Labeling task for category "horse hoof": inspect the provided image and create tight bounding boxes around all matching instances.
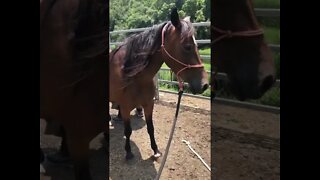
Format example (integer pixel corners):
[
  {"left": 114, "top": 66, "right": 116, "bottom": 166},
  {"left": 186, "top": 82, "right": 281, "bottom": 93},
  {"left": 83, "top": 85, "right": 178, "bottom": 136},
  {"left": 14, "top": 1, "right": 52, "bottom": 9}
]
[
  {"left": 125, "top": 153, "right": 134, "bottom": 160},
  {"left": 47, "top": 152, "right": 71, "bottom": 163},
  {"left": 154, "top": 151, "right": 162, "bottom": 158},
  {"left": 113, "top": 117, "right": 122, "bottom": 122},
  {"left": 40, "top": 164, "right": 46, "bottom": 174}
]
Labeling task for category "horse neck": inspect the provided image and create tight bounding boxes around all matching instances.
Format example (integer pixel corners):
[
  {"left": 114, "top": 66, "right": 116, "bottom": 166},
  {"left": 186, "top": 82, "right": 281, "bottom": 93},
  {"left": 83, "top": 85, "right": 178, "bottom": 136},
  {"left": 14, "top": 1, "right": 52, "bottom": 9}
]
[
  {"left": 213, "top": 0, "right": 260, "bottom": 31},
  {"left": 139, "top": 51, "right": 164, "bottom": 81}
]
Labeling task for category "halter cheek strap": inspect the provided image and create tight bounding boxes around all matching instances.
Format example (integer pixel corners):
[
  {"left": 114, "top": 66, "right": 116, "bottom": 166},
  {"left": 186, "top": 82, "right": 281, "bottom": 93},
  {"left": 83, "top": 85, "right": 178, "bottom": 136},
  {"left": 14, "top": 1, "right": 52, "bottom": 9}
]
[{"left": 161, "top": 23, "right": 204, "bottom": 91}]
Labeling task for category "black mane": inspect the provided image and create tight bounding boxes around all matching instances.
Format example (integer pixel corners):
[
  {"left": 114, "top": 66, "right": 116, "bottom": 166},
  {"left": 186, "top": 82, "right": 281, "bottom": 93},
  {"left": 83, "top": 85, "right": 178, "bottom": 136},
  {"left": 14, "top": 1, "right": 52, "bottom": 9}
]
[
  {"left": 74, "top": 0, "right": 108, "bottom": 59},
  {"left": 121, "top": 22, "right": 167, "bottom": 77},
  {"left": 115, "top": 19, "right": 195, "bottom": 78}
]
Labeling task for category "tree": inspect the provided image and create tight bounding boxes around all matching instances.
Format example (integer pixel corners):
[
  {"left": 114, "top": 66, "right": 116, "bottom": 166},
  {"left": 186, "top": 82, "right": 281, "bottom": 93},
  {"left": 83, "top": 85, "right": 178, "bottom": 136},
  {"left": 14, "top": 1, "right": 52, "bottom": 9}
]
[{"left": 110, "top": 0, "right": 210, "bottom": 40}]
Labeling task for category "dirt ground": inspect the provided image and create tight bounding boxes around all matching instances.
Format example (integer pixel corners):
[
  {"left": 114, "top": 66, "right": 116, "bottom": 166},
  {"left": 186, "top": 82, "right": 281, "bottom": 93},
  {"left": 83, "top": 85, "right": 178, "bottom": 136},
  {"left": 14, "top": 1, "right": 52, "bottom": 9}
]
[
  {"left": 40, "top": 91, "right": 279, "bottom": 180},
  {"left": 212, "top": 101, "right": 280, "bottom": 180}
]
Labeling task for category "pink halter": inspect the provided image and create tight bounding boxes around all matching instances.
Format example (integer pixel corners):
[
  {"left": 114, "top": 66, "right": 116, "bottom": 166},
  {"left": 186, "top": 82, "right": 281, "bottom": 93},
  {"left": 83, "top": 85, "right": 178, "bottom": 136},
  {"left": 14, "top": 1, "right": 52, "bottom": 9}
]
[
  {"left": 212, "top": 26, "right": 264, "bottom": 44},
  {"left": 160, "top": 23, "right": 204, "bottom": 91}
]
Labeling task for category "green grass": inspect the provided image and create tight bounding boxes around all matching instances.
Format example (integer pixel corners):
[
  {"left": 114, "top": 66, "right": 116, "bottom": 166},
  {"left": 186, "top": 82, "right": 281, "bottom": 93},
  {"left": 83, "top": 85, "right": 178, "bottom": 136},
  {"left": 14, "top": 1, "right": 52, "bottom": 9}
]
[
  {"left": 263, "top": 26, "right": 280, "bottom": 44},
  {"left": 248, "top": 87, "right": 280, "bottom": 107},
  {"left": 258, "top": 16, "right": 280, "bottom": 28},
  {"left": 159, "top": 84, "right": 211, "bottom": 97},
  {"left": 214, "top": 84, "right": 280, "bottom": 107},
  {"left": 199, "top": 48, "right": 211, "bottom": 55}
]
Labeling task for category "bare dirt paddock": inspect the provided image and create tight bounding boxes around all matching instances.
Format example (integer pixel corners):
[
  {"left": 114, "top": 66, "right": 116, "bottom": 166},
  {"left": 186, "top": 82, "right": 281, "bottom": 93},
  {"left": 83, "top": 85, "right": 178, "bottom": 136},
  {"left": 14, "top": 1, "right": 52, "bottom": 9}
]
[
  {"left": 40, "top": 91, "right": 279, "bottom": 180},
  {"left": 212, "top": 102, "right": 280, "bottom": 180}
]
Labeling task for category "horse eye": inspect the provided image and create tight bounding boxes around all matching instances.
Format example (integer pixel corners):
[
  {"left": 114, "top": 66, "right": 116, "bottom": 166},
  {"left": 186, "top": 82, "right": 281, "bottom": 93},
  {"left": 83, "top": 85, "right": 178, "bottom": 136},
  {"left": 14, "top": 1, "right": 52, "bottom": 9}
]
[{"left": 184, "top": 44, "right": 193, "bottom": 51}]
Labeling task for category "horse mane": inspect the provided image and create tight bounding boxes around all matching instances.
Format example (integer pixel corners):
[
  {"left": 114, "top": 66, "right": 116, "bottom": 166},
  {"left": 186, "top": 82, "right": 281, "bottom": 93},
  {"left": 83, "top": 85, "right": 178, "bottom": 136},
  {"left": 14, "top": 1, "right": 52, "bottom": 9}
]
[
  {"left": 121, "top": 22, "right": 167, "bottom": 78},
  {"left": 114, "top": 19, "right": 195, "bottom": 79},
  {"left": 74, "top": 0, "right": 108, "bottom": 60}
]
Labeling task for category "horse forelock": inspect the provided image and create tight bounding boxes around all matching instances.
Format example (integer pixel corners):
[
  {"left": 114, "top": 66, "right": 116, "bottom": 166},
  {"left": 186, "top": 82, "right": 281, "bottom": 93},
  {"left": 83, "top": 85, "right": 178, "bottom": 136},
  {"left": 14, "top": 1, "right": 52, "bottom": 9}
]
[{"left": 180, "top": 20, "right": 196, "bottom": 42}]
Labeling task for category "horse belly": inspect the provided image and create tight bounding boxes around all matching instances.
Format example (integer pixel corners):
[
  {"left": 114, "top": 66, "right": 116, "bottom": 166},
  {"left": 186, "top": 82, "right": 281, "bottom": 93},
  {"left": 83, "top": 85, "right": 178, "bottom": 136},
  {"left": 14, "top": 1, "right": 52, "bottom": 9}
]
[{"left": 123, "top": 82, "right": 155, "bottom": 107}]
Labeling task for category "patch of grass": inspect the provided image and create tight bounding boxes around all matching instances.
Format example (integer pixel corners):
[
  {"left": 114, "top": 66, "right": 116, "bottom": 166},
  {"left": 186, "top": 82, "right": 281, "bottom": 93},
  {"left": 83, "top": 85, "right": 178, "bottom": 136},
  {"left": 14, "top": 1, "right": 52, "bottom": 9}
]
[
  {"left": 258, "top": 17, "right": 280, "bottom": 28},
  {"left": 201, "top": 88, "right": 211, "bottom": 97},
  {"left": 260, "top": 87, "right": 280, "bottom": 107},
  {"left": 263, "top": 26, "right": 280, "bottom": 44},
  {"left": 203, "top": 63, "right": 211, "bottom": 71},
  {"left": 159, "top": 84, "right": 211, "bottom": 98},
  {"left": 159, "top": 70, "right": 173, "bottom": 81},
  {"left": 248, "top": 87, "right": 280, "bottom": 107},
  {"left": 199, "top": 48, "right": 211, "bottom": 55}
]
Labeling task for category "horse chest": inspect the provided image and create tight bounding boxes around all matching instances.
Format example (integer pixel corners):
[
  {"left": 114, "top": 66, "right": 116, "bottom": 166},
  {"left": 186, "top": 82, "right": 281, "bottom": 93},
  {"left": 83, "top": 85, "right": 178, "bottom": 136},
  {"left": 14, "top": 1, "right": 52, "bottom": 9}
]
[{"left": 124, "top": 82, "right": 155, "bottom": 103}]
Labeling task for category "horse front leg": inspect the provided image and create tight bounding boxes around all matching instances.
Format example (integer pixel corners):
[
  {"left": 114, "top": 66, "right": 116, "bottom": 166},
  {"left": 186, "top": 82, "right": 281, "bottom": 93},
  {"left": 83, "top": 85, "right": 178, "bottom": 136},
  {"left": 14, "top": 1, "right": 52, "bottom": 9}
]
[
  {"left": 117, "top": 106, "right": 122, "bottom": 119},
  {"left": 67, "top": 134, "right": 91, "bottom": 180},
  {"left": 40, "top": 148, "right": 46, "bottom": 173},
  {"left": 143, "top": 102, "right": 161, "bottom": 158},
  {"left": 40, "top": 148, "right": 44, "bottom": 163},
  {"left": 120, "top": 107, "right": 134, "bottom": 160},
  {"left": 46, "top": 126, "right": 71, "bottom": 163}
]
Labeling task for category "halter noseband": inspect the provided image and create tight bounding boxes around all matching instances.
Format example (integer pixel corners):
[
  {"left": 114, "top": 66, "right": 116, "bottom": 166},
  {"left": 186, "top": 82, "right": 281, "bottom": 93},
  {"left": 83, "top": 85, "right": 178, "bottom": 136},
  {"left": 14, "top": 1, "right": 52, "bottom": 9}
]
[
  {"left": 212, "top": 26, "right": 264, "bottom": 44},
  {"left": 211, "top": 26, "right": 264, "bottom": 98},
  {"left": 160, "top": 23, "right": 204, "bottom": 91}
]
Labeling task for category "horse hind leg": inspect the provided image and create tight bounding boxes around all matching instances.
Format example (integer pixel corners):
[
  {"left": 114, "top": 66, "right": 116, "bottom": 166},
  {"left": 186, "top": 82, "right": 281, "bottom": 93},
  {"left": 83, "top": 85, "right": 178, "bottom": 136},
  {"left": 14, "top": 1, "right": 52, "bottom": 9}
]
[
  {"left": 143, "top": 102, "right": 161, "bottom": 158},
  {"left": 120, "top": 107, "right": 134, "bottom": 160}
]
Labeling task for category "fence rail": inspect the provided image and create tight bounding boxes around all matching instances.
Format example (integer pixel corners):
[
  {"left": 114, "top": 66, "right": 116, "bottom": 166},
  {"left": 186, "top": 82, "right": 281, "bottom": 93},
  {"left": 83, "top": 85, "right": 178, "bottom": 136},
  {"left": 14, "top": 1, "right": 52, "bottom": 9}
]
[
  {"left": 159, "top": 68, "right": 280, "bottom": 87},
  {"left": 110, "top": 9, "right": 279, "bottom": 34},
  {"left": 255, "top": 8, "right": 280, "bottom": 17}
]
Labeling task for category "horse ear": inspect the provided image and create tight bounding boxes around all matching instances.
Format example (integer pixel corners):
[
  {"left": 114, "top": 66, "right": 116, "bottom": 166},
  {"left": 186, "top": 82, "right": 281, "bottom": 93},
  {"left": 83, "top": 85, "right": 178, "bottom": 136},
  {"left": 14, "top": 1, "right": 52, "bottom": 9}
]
[
  {"left": 183, "top": 16, "right": 191, "bottom": 22},
  {"left": 170, "top": 7, "right": 181, "bottom": 29}
]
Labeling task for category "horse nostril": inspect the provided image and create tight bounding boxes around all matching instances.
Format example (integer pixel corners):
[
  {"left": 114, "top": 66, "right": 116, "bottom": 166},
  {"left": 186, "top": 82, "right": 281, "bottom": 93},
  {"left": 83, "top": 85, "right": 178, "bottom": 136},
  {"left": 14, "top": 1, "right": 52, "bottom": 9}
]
[
  {"left": 260, "top": 75, "right": 275, "bottom": 93},
  {"left": 202, "top": 83, "right": 209, "bottom": 92}
]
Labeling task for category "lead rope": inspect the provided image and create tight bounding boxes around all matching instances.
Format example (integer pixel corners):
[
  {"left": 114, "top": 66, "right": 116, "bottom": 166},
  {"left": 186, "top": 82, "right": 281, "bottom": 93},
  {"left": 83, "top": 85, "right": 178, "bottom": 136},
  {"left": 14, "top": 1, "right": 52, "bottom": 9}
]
[
  {"left": 155, "top": 22, "right": 204, "bottom": 180},
  {"left": 154, "top": 90, "right": 183, "bottom": 180}
]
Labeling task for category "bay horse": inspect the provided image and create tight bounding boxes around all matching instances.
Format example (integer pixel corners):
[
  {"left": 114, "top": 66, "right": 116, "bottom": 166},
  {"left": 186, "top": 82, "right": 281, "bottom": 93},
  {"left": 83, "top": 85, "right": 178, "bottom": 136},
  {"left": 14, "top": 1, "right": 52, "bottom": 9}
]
[
  {"left": 109, "top": 8, "right": 209, "bottom": 159},
  {"left": 212, "top": 0, "right": 276, "bottom": 100},
  {"left": 40, "top": 0, "right": 108, "bottom": 179}
]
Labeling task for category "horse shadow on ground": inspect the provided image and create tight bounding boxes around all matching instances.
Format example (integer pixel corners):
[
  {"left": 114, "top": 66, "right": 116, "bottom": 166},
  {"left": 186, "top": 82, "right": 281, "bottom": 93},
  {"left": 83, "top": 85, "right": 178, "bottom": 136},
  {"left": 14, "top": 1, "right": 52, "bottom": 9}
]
[
  {"left": 40, "top": 119, "right": 107, "bottom": 180},
  {"left": 109, "top": 113, "right": 158, "bottom": 180}
]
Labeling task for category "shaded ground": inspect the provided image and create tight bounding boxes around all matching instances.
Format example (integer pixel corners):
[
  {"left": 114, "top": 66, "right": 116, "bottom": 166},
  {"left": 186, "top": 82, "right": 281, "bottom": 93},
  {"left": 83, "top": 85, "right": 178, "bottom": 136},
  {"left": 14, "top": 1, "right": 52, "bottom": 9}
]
[
  {"left": 109, "top": 99, "right": 211, "bottom": 180},
  {"left": 40, "top": 91, "right": 279, "bottom": 180},
  {"left": 158, "top": 92, "right": 279, "bottom": 180},
  {"left": 211, "top": 102, "right": 280, "bottom": 180},
  {"left": 40, "top": 118, "right": 107, "bottom": 180}
]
